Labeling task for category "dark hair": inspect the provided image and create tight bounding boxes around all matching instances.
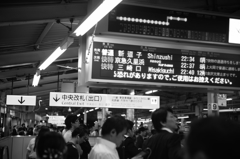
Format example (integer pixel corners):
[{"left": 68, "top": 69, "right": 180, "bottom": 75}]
[
  {"left": 34, "top": 126, "right": 50, "bottom": 151},
  {"left": 138, "top": 127, "right": 147, "bottom": 133},
  {"left": 186, "top": 117, "right": 240, "bottom": 159},
  {"left": 65, "top": 114, "right": 78, "bottom": 130},
  {"left": 36, "top": 132, "right": 67, "bottom": 159},
  {"left": 151, "top": 107, "right": 173, "bottom": 132},
  {"left": 126, "top": 120, "right": 134, "bottom": 130},
  {"left": 72, "top": 127, "right": 86, "bottom": 138},
  {"left": 101, "top": 115, "right": 127, "bottom": 136}
]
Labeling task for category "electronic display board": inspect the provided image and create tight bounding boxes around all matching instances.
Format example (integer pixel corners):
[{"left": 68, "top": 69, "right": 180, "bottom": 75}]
[
  {"left": 91, "top": 42, "right": 240, "bottom": 89},
  {"left": 107, "top": 4, "right": 239, "bottom": 44}
]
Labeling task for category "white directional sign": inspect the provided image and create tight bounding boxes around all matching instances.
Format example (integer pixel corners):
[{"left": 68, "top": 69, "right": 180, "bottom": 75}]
[
  {"left": 217, "top": 94, "right": 227, "bottom": 107},
  {"left": 208, "top": 103, "right": 219, "bottom": 111},
  {"left": 6, "top": 95, "right": 36, "bottom": 106},
  {"left": 49, "top": 92, "right": 160, "bottom": 109}
]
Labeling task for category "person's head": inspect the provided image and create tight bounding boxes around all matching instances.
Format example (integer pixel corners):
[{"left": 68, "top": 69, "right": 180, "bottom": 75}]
[
  {"left": 36, "top": 132, "right": 67, "bottom": 159},
  {"left": 72, "top": 127, "right": 86, "bottom": 144},
  {"left": 138, "top": 127, "right": 147, "bottom": 137},
  {"left": 65, "top": 114, "right": 80, "bottom": 130},
  {"left": 101, "top": 115, "right": 128, "bottom": 147},
  {"left": 185, "top": 117, "right": 240, "bottom": 159},
  {"left": 126, "top": 120, "right": 134, "bottom": 137},
  {"left": 34, "top": 125, "right": 42, "bottom": 135},
  {"left": 151, "top": 107, "right": 177, "bottom": 132},
  {"left": 34, "top": 126, "right": 50, "bottom": 151}
]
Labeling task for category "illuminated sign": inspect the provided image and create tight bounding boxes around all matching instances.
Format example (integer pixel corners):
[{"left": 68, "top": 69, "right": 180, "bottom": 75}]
[
  {"left": 91, "top": 42, "right": 240, "bottom": 89},
  {"left": 49, "top": 92, "right": 159, "bottom": 109},
  {"left": 229, "top": 18, "right": 240, "bottom": 44},
  {"left": 108, "top": 4, "right": 239, "bottom": 44},
  {"left": 48, "top": 116, "right": 65, "bottom": 127}
]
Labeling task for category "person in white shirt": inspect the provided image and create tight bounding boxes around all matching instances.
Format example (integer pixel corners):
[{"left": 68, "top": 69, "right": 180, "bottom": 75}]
[
  {"left": 89, "top": 115, "right": 128, "bottom": 159},
  {"left": 63, "top": 114, "right": 82, "bottom": 157},
  {"left": 63, "top": 114, "right": 80, "bottom": 143}
]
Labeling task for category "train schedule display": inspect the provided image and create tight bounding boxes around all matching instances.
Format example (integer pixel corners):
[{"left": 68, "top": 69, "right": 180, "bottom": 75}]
[{"left": 91, "top": 42, "right": 240, "bottom": 89}]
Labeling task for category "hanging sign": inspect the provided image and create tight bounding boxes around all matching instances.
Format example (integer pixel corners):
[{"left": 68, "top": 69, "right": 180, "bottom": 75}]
[
  {"left": 217, "top": 94, "right": 227, "bottom": 107},
  {"left": 6, "top": 95, "right": 36, "bottom": 106},
  {"left": 208, "top": 103, "right": 219, "bottom": 111},
  {"left": 49, "top": 92, "right": 160, "bottom": 109}
]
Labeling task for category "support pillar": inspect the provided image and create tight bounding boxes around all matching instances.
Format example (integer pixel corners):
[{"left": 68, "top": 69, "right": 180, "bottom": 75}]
[
  {"left": 77, "top": 35, "right": 89, "bottom": 125},
  {"left": 126, "top": 89, "right": 135, "bottom": 121},
  {"left": 207, "top": 90, "right": 219, "bottom": 116}
]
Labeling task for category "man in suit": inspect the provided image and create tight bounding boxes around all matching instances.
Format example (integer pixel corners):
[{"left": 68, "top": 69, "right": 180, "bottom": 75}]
[
  {"left": 135, "top": 127, "right": 147, "bottom": 150},
  {"left": 185, "top": 117, "right": 240, "bottom": 159},
  {"left": 117, "top": 120, "right": 141, "bottom": 159},
  {"left": 144, "top": 107, "right": 183, "bottom": 159}
]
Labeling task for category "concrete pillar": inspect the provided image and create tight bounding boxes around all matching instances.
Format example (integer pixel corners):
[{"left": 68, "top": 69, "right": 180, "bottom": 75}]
[
  {"left": 101, "top": 108, "right": 108, "bottom": 126},
  {"left": 207, "top": 90, "right": 219, "bottom": 116},
  {"left": 126, "top": 89, "right": 135, "bottom": 121},
  {"left": 77, "top": 35, "right": 89, "bottom": 125},
  {"left": 195, "top": 103, "right": 203, "bottom": 118}
]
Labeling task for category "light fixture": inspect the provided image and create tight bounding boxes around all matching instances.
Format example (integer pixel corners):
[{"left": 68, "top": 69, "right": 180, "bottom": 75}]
[
  {"left": 178, "top": 116, "right": 189, "bottom": 119},
  {"left": 68, "top": 107, "right": 72, "bottom": 112},
  {"left": 227, "top": 98, "right": 232, "bottom": 101},
  {"left": 95, "top": 107, "right": 99, "bottom": 110},
  {"left": 72, "top": 0, "right": 122, "bottom": 36},
  {"left": 77, "top": 114, "right": 80, "bottom": 117},
  {"left": 32, "top": 70, "right": 41, "bottom": 87},
  {"left": 89, "top": 109, "right": 94, "bottom": 112},
  {"left": 145, "top": 90, "right": 158, "bottom": 94},
  {"left": 38, "top": 37, "right": 74, "bottom": 70}
]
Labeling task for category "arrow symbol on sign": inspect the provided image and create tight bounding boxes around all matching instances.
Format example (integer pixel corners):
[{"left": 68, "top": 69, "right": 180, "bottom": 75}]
[
  {"left": 18, "top": 97, "right": 25, "bottom": 104},
  {"left": 53, "top": 94, "right": 60, "bottom": 102}
]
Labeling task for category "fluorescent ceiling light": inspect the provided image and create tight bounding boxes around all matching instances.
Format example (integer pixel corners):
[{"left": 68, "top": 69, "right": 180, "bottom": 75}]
[
  {"left": 77, "top": 114, "right": 80, "bottom": 117},
  {"left": 203, "top": 108, "right": 208, "bottom": 111},
  {"left": 95, "top": 107, "right": 99, "bottom": 110},
  {"left": 186, "top": 121, "right": 191, "bottom": 124},
  {"left": 178, "top": 116, "right": 189, "bottom": 119},
  {"left": 227, "top": 98, "right": 232, "bottom": 101},
  {"left": 38, "top": 37, "right": 74, "bottom": 70},
  {"left": 73, "top": 0, "right": 122, "bottom": 36},
  {"left": 145, "top": 90, "right": 158, "bottom": 94},
  {"left": 32, "top": 72, "right": 41, "bottom": 87},
  {"left": 121, "top": 114, "right": 126, "bottom": 116}
]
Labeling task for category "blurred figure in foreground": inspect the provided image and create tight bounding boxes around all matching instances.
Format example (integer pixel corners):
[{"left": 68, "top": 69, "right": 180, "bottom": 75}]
[
  {"left": 185, "top": 117, "right": 240, "bottom": 159},
  {"left": 36, "top": 132, "right": 67, "bottom": 159}
]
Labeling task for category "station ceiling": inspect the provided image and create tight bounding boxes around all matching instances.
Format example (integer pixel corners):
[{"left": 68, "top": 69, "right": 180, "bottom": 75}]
[{"left": 0, "top": 0, "right": 240, "bottom": 121}]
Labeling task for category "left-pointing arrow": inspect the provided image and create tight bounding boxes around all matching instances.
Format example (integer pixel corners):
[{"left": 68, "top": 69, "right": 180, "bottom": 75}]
[{"left": 18, "top": 97, "right": 25, "bottom": 104}]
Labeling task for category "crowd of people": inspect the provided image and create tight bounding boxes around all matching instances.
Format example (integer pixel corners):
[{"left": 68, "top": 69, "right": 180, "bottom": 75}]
[{"left": 4, "top": 106, "right": 240, "bottom": 159}]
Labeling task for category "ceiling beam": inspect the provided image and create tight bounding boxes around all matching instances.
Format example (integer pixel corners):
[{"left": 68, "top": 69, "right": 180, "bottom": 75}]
[
  {"left": 0, "top": 3, "right": 87, "bottom": 26},
  {"left": 35, "top": 22, "right": 55, "bottom": 49},
  {"left": 0, "top": 47, "right": 78, "bottom": 67}
]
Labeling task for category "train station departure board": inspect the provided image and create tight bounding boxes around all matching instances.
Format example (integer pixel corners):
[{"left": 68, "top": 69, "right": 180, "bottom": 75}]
[
  {"left": 91, "top": 42, "right": 240, "bottom": 89},
  {"left": 108, "top": 4, "right": 239, "bottom": 44}
]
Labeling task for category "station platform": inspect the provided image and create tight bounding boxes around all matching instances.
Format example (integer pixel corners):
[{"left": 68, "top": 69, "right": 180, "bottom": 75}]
[{"left": 0, "top": 136, "right": 97, "bottom": 159}]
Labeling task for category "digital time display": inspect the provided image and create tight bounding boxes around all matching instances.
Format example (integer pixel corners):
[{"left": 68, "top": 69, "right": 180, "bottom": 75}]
[
  {"left": 91, "top": 42, "right": 240, "bottom": 89},
  {"left": 108, "top": 4, "right": 230, "bottom": 43}
]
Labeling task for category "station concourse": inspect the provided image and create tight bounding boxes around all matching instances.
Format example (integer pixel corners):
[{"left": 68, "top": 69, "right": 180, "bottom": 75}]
[{"left": 0, "top": 0, "right": 240, "bottom": 159}]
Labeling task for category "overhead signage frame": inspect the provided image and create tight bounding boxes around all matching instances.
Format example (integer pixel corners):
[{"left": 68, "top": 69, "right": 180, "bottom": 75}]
[
  {"left": 83, "top": 35, "right": 240, "bottom": 90},
  {"left": 49, "top": 92, "right": 160, "bottom": 109},
  {"left": 95, "top": 3, "right": 240, "bottom": 45},
  {"left": 6, "top": 95, "right": 36, "bottom": 106}
]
